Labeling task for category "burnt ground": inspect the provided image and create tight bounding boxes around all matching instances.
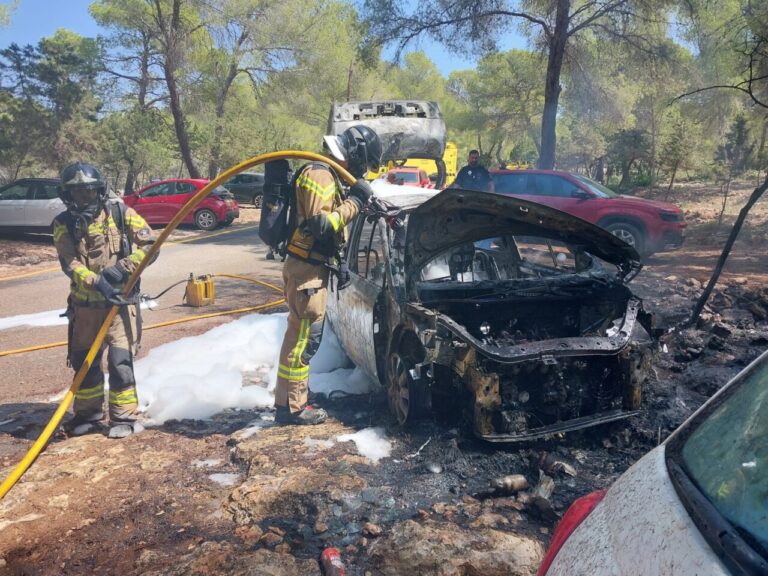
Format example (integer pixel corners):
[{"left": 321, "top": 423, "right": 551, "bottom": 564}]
[{"left": 1, "top": 184, "right": 768, "bottom": 575}]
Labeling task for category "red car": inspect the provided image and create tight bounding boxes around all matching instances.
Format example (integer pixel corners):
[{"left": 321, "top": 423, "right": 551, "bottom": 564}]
[
  {"left": 384, "top": 166, "right": 433, "bottom": 188},
  {"left": 124, "top": 179, "right": 239, "bottom": 231},
  {"left": 490, "top": 169, "right": 686, "bottom": 257}
]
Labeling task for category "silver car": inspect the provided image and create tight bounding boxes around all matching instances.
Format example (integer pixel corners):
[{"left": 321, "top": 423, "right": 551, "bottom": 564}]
[
  {"left": 0, "top": 178, "right": 63, "bottom": 233},
  {"left": 539, "top": 348, "right": 768, "bottom": 575}
]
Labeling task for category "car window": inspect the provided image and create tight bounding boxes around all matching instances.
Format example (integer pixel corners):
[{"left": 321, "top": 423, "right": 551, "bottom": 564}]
[
  {"left": 515, "top": 237, "right": 578, "bottom": 270},
  {"left": 0, "top": 184, "right": 30, "bottom": 200},
  {"left": 572, "top": 174, "right": 618, "bottom": 198},
  {"left": 173, "top": 182, "right": 197, "bottom": 194},
  {"left": 419, "top": 235, "right": 587, "bottom": 284},
  {"left": 492, "top": 173, "right": 528, "bottom": 194},
  {"left": 354, "top": 217, "right": 387, "bottom": 282},
  {"left": 679, "top": 357, "right": 768, "bottom": 554},
  {"left": 33, "top": 184, "right": 60, "bottom": 200},
  {"left": 398, "top": 172, "right": 419, "bottom": 183},
  {"left": 529, "top": 175, "right": 575, "bottom": 198},
  {"left": 141, "top": 184, "right": 167, "bottom": 198}
]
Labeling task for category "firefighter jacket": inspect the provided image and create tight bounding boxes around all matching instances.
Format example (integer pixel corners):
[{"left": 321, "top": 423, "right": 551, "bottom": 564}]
[
  {"left": 53, "top": 203, "right": 157, "bottom": 305},
  {"left": 286, "top": 163, "right": 360, "bottom": 273}
]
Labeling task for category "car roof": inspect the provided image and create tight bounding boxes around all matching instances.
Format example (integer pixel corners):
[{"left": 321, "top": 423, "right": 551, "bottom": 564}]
[
  {"left": 370, "top": 179, "right": 438, "bottom": 208},
  {"left": 490, "top": 168, "right": 575, "bottom": 177}
]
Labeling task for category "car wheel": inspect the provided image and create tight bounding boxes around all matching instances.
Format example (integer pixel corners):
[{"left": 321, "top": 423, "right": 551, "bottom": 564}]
[
  {"left": 604, "top": 221, "right": 645, "bottom": 255},
  {"left": 387, "top": 349, "right": 428, "bottom": 425},
  {"left": 253, "top": 194, "right": 263, "bottom": 208},
  {"left": 194, "top": 209, "right": 218, "bottom": 231}
]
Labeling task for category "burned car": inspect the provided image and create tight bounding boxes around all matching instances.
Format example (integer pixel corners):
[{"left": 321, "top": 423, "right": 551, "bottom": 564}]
[{"left": 326, "top": 185, "right": 656, "bottom": 442}]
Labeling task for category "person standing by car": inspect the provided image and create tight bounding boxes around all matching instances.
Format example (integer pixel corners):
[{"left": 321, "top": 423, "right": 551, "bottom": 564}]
[
  {"left": 274, "top": 126, "right": 381, "bottom": 425},
  {"left": 452, "top": 149, "right": 495, "bottom": 192},
  {"left": 53, "top": 162, "right": 158, "bottom": 438}
]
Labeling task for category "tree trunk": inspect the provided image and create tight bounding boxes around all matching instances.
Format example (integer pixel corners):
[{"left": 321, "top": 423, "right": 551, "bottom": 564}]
[
  {"left": 665, "top": 160, "right": 678, "bottom": 201},
  {"left": 158, "top": 0, "right": 201, "bottom": 179},
  {"left": 538, "top": 0, "right": 570, "bottom": 169},
  {"left": 717, "top": 178, "right": 731, "bottom": 226},
  {"left": 124, "top": 161, "right": 136, "bottom": 195},
  {"left": 208, "top": 49, "right": 242, "bottom": 179},
  {"left": 688, "top": 175, "right": 768, "bottom": 327}
]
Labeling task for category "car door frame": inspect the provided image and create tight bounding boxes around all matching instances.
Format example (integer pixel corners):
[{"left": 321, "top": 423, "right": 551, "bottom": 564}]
[
  {"left": 0, "top": 180, "right": 33, "bottom": 228},
  {"left": 327, "top": 214, "right": 391, "bottom": 383}
]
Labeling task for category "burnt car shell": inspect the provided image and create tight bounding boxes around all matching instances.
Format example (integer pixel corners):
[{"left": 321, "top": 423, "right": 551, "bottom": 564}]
[{"left": 396, "top": 189, "right": 654, "bottom": 442}]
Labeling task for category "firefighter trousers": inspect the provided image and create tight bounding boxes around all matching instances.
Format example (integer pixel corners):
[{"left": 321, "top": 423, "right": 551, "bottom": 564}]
[
  {"left": 69, "top": 304, "right": 139, "bottom": 422},
  {"left": 275, "top": 275, "right": 328, "bottom": 413}
]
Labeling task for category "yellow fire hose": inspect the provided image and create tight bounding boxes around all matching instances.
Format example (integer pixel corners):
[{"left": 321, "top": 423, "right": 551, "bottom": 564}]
[{"left": 0, "top": 151, "right": 357, "bottom": 500}]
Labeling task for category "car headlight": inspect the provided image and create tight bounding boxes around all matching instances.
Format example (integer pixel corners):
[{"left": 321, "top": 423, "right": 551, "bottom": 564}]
[{"left": 660, "top": 211, "right": 683, "bottom": 222}]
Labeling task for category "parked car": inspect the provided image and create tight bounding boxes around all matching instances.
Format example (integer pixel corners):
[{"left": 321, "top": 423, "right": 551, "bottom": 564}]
[
  {"left": 490, "top": 169, "right": 687, "bottom": 257},
  {"left": 0, "top": 177, "right": 62, "bottom": 233},
  {"left": 222, "top": 172, "right": 265, "bottom": 207},
  {"left": 384, "top": 166, "right": 433, "bottom": 188},
  {"left": 326, "top": 182, "right": 656, "bottom": 441},
  {"left": 124, "top": 179, "right": 239, "bottom": 231},
  {"left": 539, "top": 348, "right": 768, "bottom": 575}
]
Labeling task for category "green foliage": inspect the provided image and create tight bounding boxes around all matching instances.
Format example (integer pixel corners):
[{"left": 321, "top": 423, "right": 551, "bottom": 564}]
[
  {"left": 0, "top": 1, "right": 17, "bottom": 28},
  {"left": 716, "top": 114, "right": 756, "bottom": 177}
]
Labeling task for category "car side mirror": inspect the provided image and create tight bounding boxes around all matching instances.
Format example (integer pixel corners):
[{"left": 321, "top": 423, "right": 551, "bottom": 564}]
[{"left": 571, "top": 190, "right": 591, "bottom": 200}]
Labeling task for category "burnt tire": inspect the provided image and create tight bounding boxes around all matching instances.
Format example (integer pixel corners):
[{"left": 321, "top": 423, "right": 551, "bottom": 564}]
[
  {"left": 253, "top": 194, "right": 263, "bottom": 208},
  {"left": 194, "top": 209, "right": 218, "bottom": 231},
  {"left": 604, "top": 221, "right": 645, "bottom": 256},
  {"left": 386, "top": 349, "right": 428, "bottom": 425}
]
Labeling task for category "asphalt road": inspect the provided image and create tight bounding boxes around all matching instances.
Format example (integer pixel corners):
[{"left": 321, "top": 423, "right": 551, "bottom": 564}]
[{"left": 0, "top": 223, "right": 286, "bottom": 403}]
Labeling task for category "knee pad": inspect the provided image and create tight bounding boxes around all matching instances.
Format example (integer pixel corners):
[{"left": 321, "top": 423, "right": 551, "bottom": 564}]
[
  {"left": 71, "top": 349, "right": 105, "bottom": 387},
  {"left": 301, "top": 319, "right": 324, "bottom": 365},
  {"left": 108, "top": 346, "right": 135, "bottom": 390}
]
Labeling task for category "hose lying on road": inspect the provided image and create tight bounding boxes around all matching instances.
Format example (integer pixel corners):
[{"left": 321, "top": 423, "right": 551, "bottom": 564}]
[{"left": 0, "top": 151, "right": 357, "bottom": 501}]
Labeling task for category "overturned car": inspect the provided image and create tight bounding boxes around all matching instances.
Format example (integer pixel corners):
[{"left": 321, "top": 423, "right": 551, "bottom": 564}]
[{"left": 326, "top": 185, "right": 656, "bottom": 442}]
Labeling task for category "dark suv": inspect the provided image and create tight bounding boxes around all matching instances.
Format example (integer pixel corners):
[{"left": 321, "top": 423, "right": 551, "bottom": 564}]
[
  {"left": 223, "top": 172, "right": 264, "bottom": 207},
  {"left": 490, "top": 169, "right": 687, "bottom": 257}
]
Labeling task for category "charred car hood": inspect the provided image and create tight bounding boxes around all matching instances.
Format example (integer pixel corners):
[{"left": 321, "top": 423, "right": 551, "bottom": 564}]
[{"left": 405, "top": 189, "right": 641, "bottom": 281}]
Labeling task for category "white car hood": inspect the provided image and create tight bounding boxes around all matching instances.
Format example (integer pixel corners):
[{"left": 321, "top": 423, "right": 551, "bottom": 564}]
[{"left": 548, "top": 446, "right": 729, "bottom": 575}]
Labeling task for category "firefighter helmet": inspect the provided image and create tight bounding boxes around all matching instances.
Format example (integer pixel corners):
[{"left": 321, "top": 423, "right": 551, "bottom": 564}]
[
  {"left": 323, "top": 125, "right": 382, "bottom": 178},
  {"left": 58, "top": 162, "right": 107, "bottom": 207}
]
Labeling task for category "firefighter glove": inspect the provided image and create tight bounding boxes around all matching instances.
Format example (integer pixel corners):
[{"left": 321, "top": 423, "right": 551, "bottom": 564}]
[
  {"left": 94, "top": 274, "right": 128, "bottom": 306},
  {"left": 349, "top": 178, "right": 373, "bottom": 203},
  {"left": 101, "top": 263, "right": 129, "bottom": 284},
  {"left": 338, "top": 260, "right": 351, "bottom": 290},
  {"left": 302, "top": 213, "right": 338, "bottom": 239}
]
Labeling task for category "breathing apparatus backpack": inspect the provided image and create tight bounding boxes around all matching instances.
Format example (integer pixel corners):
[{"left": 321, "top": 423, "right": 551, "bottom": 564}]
[{"left": 258, "top": 160, "right": 294, "bottom": 254}]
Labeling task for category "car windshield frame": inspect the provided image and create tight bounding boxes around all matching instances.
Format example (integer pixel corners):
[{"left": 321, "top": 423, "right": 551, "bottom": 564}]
[
  {"left": 665, "top": 349, "right": 768, "bottom": 574},
  {"left": 571, "top": 174, "right": 619, "bottom": 198}
]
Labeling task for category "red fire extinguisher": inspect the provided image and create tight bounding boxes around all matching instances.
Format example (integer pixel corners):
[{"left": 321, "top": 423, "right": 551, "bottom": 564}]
[{"left": 320, "top": 547, "right": 347, "bottom": 576}]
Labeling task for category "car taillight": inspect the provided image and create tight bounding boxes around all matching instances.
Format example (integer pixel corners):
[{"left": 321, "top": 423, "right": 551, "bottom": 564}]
[{"left": 537, "top": 489, "right": 607, "bottom": 576}]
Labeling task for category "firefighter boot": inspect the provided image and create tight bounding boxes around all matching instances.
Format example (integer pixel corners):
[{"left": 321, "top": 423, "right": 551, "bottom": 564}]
[
  {"left": 63, "top": 411, "right": 105, "bottom": 437},
  {"left": 108, "top": 420, "right": 145, "bottom": 439},
  {"left": 275, "top": 405, "right": 328, "bottom": 425}
]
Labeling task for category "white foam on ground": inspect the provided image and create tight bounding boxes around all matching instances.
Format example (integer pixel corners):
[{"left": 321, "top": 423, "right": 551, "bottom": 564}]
[
  {"left": 0, "top": 300, "right": 158, "bottom": 331},
  {"left": 208, "top": 473, "right": 241, "bottom": 486},
  {"left": 135, "top": 313, "right": 376, "bottom": 424},
  {"left": 337, "top": 427, "right": 392, "bottom": 463},
  {"left": 192, "top": 459, "right": 222, "bottom": 468}
]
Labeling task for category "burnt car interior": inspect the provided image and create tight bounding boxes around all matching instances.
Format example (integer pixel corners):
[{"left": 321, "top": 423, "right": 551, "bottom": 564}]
[
  {"left": 337, "top": 191, "right": 656, "bottom": 443},
  {"left": 408, "top": 233, "right": 652, "bottom": 441}
]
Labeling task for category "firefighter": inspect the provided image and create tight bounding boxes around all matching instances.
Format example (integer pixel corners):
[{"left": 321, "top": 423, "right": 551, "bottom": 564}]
[
  {"left": 275, "top": 126, "right": 382, "bottom": 425},
  {"left": 53, "top": 162, "right": 158, "bottom": 438}
]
